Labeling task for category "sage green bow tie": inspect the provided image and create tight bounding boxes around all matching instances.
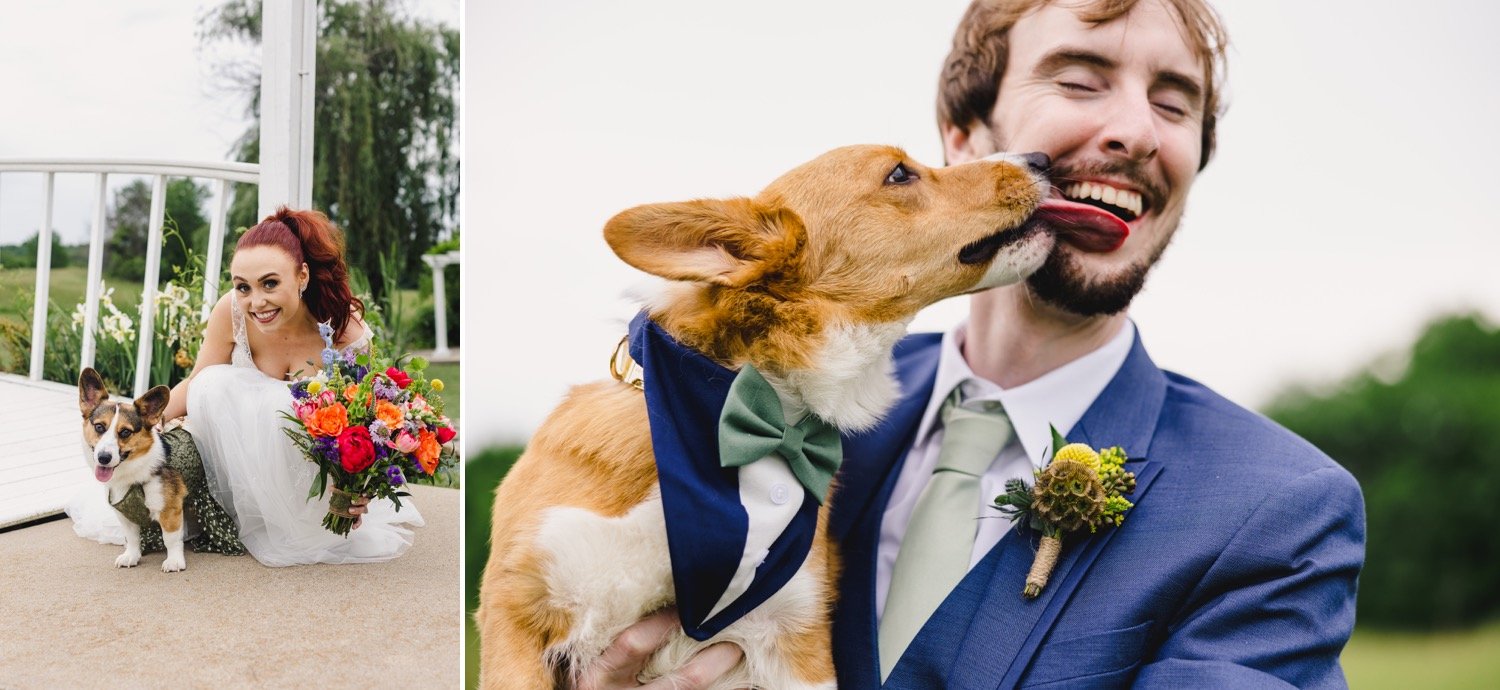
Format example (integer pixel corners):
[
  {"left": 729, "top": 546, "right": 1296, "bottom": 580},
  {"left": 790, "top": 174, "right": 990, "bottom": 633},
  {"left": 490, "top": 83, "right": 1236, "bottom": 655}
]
[{"left": 718, "top": 363, "right": 843, "bottom": 504}]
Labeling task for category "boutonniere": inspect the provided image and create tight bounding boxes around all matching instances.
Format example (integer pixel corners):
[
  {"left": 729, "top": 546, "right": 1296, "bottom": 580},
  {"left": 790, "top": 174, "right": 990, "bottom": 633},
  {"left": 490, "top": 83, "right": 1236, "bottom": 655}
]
[{"left": 993, "top": 425, "right": 1137, "bottom": 599}]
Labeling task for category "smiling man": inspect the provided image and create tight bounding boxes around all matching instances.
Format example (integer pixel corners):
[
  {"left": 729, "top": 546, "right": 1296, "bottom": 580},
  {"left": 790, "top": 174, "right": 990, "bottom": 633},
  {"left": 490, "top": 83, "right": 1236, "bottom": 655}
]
[{"left": 828, "top": 0, "right": 1367, "bottom": 687}]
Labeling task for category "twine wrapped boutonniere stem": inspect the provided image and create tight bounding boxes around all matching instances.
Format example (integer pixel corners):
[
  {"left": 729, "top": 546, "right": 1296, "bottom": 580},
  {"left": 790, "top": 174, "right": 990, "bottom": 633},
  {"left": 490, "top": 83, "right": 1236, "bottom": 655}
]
[{"left": 993, "top": 426, "right": 1137, "bottom": 598}]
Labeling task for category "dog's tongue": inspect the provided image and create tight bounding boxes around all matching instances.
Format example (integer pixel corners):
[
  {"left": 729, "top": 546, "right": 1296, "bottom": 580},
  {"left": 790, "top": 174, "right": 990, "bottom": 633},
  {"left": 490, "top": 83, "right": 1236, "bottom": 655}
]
[
  {"left": 1035, "top": 198, "right": 1130, "bottom": 253},
  {"left": 95, "top": 466, "right": 114, "bottom": 483}
]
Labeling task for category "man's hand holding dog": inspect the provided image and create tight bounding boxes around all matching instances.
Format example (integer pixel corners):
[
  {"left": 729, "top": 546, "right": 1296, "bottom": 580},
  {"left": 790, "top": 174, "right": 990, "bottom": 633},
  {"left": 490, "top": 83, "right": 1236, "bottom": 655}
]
[{"left": 575, "top": 608, "right": 743, "bottom": 690}]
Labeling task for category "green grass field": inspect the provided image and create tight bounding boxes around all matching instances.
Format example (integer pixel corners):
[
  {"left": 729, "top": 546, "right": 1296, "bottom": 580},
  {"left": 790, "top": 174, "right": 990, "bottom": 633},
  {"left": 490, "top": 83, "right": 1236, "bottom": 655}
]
[
  {"left": 460, "top": 443, "right": 1500, "bottom": 689},
  {"left": 0, "top": 266, "right": 145, "bottom": 328},
  {"left": 1342, "top": 622, "right": 1500, "bottom": 689}
]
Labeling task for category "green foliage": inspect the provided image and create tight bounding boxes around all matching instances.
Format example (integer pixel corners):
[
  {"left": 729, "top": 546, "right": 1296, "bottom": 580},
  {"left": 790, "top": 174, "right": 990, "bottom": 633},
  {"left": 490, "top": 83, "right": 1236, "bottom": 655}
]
[
  {"left": 1265, "top": 313, "right": 1500, "bottom": 629},
  {"left": 0, "top": 231, "right": 70, "bottom": 269},
  {"left": 204, "top": 0, "right": 460, "bottom": 300},
  {"left": 464, "top": 445, "right": 524, "bottom": 675},
  {"left": 104, "top": 179, "right": 216, "bottom": 283}
]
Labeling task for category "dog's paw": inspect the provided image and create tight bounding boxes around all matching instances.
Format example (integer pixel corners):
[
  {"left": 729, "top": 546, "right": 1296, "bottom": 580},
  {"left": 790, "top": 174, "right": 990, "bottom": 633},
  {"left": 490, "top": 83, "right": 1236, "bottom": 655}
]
[
  {"left": 114, "top": 551, "right": 141, "bottom": 568},
  {"left": 161, "top": 555, "right": 186, "bottom": 573}
]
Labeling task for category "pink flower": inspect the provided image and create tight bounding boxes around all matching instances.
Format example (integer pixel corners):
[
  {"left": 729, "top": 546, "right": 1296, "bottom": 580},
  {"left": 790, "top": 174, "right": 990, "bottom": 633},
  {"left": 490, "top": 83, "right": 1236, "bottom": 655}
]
[{"left": 389, "top": 430, "right": 420, "bottom": 454}]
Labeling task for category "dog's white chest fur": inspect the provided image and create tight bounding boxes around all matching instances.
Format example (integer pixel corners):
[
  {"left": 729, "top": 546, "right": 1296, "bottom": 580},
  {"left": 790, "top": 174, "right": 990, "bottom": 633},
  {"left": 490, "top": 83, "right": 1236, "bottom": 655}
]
[{"left": 537, "top": 491, "right": 832, "bottom": 690}]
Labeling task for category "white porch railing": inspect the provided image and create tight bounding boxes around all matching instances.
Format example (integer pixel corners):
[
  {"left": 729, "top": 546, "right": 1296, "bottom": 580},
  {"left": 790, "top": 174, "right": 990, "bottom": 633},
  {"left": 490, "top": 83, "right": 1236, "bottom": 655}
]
[{"left": 0, "top": 159, "right": 259, "bottom": 396}]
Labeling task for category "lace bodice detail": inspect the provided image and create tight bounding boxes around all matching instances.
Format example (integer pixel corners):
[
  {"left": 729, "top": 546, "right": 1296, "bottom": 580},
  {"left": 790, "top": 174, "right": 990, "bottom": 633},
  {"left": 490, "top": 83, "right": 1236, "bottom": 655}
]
[
  {"left": 228, "top": 291, "right": 371, "bottom": 375},
  {"left": 229, "top": 291, "right": 256, "bottom": 368}
]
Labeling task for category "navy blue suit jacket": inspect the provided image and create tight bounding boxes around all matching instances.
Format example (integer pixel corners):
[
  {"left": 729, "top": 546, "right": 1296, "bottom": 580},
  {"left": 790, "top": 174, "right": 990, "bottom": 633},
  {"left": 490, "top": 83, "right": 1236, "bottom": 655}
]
[{"left": 832, "top": 331, "right": 1365, "bottom": 689}]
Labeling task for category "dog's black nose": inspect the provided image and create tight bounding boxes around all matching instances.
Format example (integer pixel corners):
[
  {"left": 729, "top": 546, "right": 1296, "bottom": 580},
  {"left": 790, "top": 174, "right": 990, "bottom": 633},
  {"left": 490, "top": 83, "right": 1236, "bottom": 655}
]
[
  {"left": 97, "top": 452, "right": 113, "bottom": 465},
  {"left": 1021, "top": 152, "right": 1051, "bottom": 172}
]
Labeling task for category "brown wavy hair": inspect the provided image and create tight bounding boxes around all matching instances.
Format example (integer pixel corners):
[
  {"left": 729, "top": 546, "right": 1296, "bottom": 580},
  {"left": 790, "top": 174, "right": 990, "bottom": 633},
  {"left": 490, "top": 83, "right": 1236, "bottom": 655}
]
[
  {"left": 938, "top": 0, "right": 1228, "bottom": 170},
  {"left": 236, "top": 207, "right": 366, "bottom": 342}
]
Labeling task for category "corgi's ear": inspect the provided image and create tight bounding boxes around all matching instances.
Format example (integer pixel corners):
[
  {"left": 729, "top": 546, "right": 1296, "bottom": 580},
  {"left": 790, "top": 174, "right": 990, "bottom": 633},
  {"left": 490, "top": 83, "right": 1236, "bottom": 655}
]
[
  {"left": 79, "top": 368, "right": 109, "bottom": 417},
  {"left": 604, "top": 197, "right": 806, "bottom": 288},
  {"left": 135, "top": 386, "right": 171, "bottom": 427}
]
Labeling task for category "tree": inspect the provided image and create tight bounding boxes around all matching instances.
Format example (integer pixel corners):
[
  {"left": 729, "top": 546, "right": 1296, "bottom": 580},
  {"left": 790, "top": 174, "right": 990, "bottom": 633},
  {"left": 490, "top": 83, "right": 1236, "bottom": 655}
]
[
  {"left": 0, "top": 231, "right": 70, "bottom": 269},
  {"left": 104, "top": 179, "right": 212, "bottom": 283},
  {"left": 1264, "top": 313, "right": 1500, "bottom": 629},
  {"left": 202, "top": 0, "right": 459, "bottom": 300}
]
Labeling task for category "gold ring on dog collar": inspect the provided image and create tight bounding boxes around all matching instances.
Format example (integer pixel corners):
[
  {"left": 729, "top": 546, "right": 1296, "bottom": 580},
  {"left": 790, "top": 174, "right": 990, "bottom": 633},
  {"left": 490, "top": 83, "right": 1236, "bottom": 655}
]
[{"left": 609, "top": 335, "right": 645, "bottom": 390}]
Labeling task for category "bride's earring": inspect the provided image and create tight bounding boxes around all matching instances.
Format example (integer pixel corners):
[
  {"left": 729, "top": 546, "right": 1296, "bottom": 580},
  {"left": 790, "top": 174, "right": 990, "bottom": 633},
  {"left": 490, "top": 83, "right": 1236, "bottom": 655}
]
[{"left": 299, "top": 283, "right": 306, "bottom": 298}]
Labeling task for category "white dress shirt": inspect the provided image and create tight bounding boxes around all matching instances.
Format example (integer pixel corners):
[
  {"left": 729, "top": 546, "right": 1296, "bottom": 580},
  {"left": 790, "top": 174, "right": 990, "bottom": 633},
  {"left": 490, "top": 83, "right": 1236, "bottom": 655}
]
[{"left": 873, "top": 319, "right": 1136, "bottom": 622}]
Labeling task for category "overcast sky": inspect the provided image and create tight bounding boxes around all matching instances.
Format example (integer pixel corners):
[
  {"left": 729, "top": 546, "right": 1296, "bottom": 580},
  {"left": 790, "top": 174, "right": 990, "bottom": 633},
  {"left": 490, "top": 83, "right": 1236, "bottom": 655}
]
[
  {"left": 5, "top": 1, "right": 1496, "bottom": 449},
  {"left": 464, "top": 0, "right": 1500, "bottom": 447},
  {"left": 0, "top": 0, "right": 458, "bottom": 245}
]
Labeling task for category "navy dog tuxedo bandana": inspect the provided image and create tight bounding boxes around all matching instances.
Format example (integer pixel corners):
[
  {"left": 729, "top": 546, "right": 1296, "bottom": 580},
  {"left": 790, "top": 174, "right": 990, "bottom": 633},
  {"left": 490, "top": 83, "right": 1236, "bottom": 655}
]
[{"left": 627, "top": 312, "right": 841, "bottom": 640}]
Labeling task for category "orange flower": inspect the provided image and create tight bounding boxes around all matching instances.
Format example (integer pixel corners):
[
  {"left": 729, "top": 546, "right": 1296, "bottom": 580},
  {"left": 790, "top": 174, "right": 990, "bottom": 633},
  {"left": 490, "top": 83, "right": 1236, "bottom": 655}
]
[
  {"left": 375, "top": 400, "right": 404, "bottom": 430},
  {"left": 307, "top": 402, "right": 349, "bottom": 438},
  {"left": 416, "top": 428, "right": 441, "bottom": 475},
  {"left": 343, "top": 384, "right": 360, "bottom": 402}
]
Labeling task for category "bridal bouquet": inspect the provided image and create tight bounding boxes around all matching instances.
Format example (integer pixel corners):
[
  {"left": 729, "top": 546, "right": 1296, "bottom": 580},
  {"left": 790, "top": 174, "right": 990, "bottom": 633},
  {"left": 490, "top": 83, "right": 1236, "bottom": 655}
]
[{"left": 282, "top": 323, "right": 458, "bottom": 536}]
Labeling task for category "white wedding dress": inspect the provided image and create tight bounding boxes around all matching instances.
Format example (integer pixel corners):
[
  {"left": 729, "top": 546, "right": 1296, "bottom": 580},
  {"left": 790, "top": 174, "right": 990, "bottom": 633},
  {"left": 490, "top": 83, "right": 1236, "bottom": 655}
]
[{"left": 67, "top": 292, "right": 424, "bottom": 566}]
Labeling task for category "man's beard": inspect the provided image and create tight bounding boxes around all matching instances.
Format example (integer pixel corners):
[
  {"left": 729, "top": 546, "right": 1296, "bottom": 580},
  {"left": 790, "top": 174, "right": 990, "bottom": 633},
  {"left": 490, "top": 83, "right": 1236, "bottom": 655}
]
[
  {"left": 1026, "top": 241, "right": 1163, "bottom": 317},
  {"left": 983, "top": 129, "right": 1176, "bottom": 316}
]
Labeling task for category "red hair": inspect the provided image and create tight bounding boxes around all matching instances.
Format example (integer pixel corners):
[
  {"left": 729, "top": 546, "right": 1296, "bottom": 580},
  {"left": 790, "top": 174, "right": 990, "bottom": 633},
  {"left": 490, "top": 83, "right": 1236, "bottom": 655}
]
[{"left": 237, "top": 207, "right": 366, "bottom": 343}]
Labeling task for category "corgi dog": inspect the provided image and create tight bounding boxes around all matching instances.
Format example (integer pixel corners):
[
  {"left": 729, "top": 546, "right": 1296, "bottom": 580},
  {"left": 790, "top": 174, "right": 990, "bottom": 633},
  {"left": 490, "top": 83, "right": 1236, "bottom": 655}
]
[
  {"left": 478, "top": 145, "right": 1057, "bottom": 689},
  {"left": 78, "top": 367, "right": 187, "bottom": 573}
]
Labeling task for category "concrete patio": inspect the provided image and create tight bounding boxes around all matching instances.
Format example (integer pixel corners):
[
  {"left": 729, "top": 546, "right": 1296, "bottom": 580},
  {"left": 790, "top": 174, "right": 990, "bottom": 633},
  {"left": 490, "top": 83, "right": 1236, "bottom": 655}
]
[{"left": 0, "top": 483, "right": 459, "bottom": 688}]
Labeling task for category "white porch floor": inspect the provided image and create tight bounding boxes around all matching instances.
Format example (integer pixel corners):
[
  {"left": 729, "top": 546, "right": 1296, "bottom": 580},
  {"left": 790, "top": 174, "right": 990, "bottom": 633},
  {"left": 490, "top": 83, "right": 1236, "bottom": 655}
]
[{"left": 0, "top": 373, "right": 87, "bottom": 529}]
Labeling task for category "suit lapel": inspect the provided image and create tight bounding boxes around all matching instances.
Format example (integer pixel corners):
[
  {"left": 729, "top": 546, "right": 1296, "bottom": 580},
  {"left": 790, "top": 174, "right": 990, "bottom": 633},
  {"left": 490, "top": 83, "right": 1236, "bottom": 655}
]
[
  {"left": 918, "top": 331, "right": 1170, "bottom": 689},
  {"left": 832, "top": 334, "right": 942, "bottom": 688}
]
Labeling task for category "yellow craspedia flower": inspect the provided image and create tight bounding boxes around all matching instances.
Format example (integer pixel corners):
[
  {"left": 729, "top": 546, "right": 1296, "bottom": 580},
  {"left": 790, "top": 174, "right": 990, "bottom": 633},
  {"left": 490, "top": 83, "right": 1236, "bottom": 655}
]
[
  {"left": 1053, "top": 443, "right": 1101, "bottom": 473},
  {"left": 307, "top": 380, "right": 324, "bottom": 395},
  {"left": 430, "top": 378, "right": 444, "bottom": 392}
]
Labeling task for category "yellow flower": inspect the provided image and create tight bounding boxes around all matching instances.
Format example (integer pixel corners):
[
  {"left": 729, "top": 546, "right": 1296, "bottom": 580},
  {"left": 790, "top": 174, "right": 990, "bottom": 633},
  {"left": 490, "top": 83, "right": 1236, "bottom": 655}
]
[
  {"left": 429, "top": 378, "right": 444, "bottom": 393},
  {"left": 307, "top": 380, "right": 324, "bottom": 395},
  {"left": 1053, "top": 443, "right": 1102, "bottom": 474}
]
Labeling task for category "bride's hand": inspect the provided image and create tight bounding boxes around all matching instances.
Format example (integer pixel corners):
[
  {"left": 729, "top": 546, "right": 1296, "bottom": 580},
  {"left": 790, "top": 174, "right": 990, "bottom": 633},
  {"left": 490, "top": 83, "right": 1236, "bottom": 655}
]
[{"left": 350, "top": 495, "right": 370, "bottom": 530}]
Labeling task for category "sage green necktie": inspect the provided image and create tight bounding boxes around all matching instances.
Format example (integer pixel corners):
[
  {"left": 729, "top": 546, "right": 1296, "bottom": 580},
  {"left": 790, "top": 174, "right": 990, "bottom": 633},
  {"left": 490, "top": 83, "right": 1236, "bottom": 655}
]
[{"left": 878, "top": 391, "right": 1012, "bottom": 680}]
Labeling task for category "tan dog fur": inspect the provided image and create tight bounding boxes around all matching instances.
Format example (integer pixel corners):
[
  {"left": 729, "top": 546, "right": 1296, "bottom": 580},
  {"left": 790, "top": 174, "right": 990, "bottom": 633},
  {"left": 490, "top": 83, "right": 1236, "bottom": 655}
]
[{"left": 477, "top": 145, "right": 1052, "bottom": 688}]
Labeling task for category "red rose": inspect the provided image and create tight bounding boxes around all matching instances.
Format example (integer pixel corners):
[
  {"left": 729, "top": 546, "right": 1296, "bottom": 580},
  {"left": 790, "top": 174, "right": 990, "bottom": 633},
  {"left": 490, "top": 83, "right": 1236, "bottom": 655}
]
[
  {"left": 435, "top": 426, "right": 456, "bottom": 445},
  {"left": 337, "top": 425, "right": 376, "bottom": 473},
  {"left": 385, "top": 367, "right": 413, "bottom": 389}
]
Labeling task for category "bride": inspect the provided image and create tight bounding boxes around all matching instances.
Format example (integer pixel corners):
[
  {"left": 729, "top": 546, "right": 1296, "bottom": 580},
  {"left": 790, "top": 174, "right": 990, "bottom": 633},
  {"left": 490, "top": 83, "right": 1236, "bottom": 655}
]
[{"left": 69, "top": 207, "right": 424, "bottom": 566}]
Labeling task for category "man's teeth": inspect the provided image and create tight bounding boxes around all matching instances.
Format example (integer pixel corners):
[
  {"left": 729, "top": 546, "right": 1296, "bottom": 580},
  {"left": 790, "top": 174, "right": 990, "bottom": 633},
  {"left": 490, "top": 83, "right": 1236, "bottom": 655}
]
[{"left": 1063, "top": 182, "right": 1143, "bottom": 217}]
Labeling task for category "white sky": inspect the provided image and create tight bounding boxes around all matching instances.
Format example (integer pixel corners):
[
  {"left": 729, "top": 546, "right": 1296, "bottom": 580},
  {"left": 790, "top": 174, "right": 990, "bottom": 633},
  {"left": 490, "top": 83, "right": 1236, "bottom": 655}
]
[
  {"left": 0, "top": 0, "right": 459, "bottom": 245},
  {"left": 3, "top": 1, "right": 1496, "bottom": 449},
  {"left": 464, "top": 0, "right": 1500, "bottom": 448}
]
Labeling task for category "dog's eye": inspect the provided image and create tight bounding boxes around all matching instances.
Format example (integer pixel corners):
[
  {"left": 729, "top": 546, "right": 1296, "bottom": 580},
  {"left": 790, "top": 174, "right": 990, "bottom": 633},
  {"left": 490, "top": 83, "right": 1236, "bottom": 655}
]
[
  {"left": 94, "top": 422, "right": 105, "bottom": 433},
  {"left": 885, "top": 163, "right": 917, "bottom": 185},
  {"left": 119, "top": 429, "right": 132, "bottom": 439}
]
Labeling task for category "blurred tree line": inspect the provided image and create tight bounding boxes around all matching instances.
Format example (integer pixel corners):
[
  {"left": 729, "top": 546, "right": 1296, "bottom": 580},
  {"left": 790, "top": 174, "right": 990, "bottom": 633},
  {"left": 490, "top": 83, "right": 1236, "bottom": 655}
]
[
  {"left": 1266, "top": 313, "right": 1500, "bottom": 630},
  {"left": 203, "top": 0, "right": 460, "bottom": 302}
]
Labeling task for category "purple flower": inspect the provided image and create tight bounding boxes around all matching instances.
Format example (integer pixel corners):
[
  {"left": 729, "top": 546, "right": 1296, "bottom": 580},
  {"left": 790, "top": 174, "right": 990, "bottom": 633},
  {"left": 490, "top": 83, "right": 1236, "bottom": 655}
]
[
  {"left": 321, "top": 348, "right": 339, "bottom": 367},
  {"left": 315, "top": 435, "right": 340, "bottom": 463},
  {"left": 290, "top": 380, "right": 311, "bottom": 400},
  {"left": 386, "top": 465, "right": 405, "bottom": 486}
]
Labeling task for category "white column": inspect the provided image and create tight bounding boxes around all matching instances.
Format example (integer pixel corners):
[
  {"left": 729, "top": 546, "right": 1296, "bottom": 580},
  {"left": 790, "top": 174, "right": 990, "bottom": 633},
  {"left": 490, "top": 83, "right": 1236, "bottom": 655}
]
[
  {"left": 258, "top": 0, "right": 317, "bottom": 219},
  {"left": 422, "top": 251, "right": 459, "bottom": 358},
  {"left": 27, "top": 173, "right": 55, "bottom": 381}
]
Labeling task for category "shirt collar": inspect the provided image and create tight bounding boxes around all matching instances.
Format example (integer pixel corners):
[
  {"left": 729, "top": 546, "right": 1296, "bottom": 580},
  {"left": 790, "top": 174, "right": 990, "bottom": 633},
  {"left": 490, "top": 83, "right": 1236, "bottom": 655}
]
[{"left": 913, "top": 318, "right": 1136, "bottom": 467}]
